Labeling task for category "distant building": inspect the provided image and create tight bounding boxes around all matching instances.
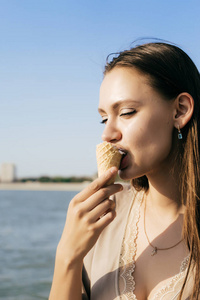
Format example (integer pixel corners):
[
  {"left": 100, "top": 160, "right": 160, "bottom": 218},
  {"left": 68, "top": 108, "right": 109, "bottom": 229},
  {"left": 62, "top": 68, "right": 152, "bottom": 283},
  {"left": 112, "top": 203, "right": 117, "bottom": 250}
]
[{"left": 0, "top": 163, "right": 16, "bottom": 183}]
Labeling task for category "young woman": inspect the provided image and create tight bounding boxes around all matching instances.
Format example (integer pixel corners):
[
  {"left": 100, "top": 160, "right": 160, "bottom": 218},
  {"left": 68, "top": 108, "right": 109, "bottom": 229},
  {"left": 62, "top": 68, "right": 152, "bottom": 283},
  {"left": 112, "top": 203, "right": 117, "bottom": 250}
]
[{"left": 49, "top": 42, "right": 200, "bottom": 299}]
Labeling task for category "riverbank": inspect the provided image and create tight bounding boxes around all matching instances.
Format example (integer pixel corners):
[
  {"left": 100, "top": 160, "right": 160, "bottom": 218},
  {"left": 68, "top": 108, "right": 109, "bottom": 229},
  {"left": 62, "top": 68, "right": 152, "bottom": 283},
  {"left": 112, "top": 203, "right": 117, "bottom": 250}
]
[{"left": 0, "top": 181, "right": 90, "bottom": 191}]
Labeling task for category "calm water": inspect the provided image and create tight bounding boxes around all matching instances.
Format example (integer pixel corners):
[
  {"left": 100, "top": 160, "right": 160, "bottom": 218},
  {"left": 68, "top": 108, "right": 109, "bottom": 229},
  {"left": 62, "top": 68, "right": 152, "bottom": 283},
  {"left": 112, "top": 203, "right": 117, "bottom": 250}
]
[{"left": 0, "top": 190, "right": 78, "bottom": 300}]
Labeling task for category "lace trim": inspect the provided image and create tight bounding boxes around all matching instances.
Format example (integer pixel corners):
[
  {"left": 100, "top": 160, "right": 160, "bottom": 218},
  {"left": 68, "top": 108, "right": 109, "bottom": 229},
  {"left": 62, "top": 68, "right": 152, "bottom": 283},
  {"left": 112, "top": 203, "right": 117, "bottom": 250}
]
[
  {"left": 152, "top": 255, "right": 190, "bottom": 300},
  {"left": 118, "top": 191, "right": 144, "bottom": 300},
  {"left": 180, "top": 255, "right": 190, "bottom": 272}
]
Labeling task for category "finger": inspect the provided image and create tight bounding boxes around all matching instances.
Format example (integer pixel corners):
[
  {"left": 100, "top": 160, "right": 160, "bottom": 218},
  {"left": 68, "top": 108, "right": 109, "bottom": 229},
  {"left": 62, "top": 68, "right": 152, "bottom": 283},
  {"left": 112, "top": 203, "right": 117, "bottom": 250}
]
[
  {"left": 73, "top": 167, "right": 118, "bottom": 203},
  {"left": 95, "top": 208, "right": 116, "bottom": 232},
  {"left": 83, "top": 183, "right": 122, "bottom": 212},
  {"left": 88, "top": 199, "right": 115, "bottom": 222}
]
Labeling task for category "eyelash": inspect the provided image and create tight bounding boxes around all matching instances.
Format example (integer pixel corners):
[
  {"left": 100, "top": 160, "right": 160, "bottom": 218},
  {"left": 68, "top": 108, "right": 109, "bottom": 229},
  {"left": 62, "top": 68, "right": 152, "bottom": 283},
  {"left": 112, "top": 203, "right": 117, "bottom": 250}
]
[
  {"left": 100, "top": 119, "right": 107, "bottom": 124},
  {"left": 100, "top": 110, "right": 136, "bottom": 124}
]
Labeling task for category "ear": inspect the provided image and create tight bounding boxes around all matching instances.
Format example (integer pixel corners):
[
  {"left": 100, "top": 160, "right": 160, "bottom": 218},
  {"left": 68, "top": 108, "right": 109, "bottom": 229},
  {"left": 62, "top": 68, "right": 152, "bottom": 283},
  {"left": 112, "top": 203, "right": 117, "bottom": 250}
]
[{"left": 173, "top": 92, "right": 194, "bottom": 129}]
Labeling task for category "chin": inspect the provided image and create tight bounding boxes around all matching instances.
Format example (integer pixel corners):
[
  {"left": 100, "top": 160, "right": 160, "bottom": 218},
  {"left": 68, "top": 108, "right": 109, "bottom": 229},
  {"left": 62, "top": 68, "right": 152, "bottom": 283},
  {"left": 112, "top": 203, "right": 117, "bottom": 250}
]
[
  {"left": 118, "top": 165, "right": 145, "bottom": 182},
  {"left": 118, "top": 168, "right": 134, "bottom": 181}
]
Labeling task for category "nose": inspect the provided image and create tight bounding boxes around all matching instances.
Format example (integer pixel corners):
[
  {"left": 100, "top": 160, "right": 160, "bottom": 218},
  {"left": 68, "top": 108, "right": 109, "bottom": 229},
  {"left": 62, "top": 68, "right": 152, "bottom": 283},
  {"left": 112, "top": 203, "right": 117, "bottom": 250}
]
[{"left": 101, "top": 120, "right": 122, "bottom": 143}]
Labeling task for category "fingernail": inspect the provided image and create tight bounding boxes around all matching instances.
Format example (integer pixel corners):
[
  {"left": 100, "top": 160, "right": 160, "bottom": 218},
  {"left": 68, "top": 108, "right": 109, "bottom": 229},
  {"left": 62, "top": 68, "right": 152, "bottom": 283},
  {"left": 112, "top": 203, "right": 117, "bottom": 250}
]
[{"left": 110, "top": 167, "right": 117, "bottom": 174}]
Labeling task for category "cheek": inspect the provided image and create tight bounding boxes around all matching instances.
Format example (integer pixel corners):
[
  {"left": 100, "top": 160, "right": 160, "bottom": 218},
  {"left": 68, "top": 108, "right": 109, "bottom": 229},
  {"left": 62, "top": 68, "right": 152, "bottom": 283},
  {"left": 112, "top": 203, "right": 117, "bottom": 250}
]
[{"left": 126, "top": 117, "right": 174, "bottom": 166}]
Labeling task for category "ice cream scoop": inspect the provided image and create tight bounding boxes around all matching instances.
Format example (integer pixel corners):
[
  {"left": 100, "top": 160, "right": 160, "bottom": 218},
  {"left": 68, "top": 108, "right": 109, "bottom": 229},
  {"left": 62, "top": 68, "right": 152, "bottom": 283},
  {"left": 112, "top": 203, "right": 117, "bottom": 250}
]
[{"left": 96, "top": 141, "right": 123, "bottom": 185}]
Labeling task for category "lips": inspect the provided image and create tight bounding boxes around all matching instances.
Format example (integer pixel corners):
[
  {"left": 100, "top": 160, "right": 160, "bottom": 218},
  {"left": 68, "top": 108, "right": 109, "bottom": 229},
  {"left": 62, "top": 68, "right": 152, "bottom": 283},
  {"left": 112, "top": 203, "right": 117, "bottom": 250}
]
[{"left": 118, "top": 148, "right": 128, "bottom": 170}]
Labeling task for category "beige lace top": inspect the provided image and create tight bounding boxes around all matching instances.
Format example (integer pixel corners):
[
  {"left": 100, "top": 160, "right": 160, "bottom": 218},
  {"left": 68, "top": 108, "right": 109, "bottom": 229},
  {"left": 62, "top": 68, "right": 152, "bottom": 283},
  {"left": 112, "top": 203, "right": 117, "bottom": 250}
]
[
  {"left": 118, "top": 190, "right": 191, "bottom": 300},
  {"left": 83, "top": 187, "right": 193, "bottom": 300}
]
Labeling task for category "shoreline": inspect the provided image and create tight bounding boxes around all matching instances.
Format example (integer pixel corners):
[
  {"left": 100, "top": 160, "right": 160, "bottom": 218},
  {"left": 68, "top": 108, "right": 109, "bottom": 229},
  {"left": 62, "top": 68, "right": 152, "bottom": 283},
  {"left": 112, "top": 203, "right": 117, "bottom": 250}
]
[{"left": 0, "top": 182, "right": 90, "bottom": 191}]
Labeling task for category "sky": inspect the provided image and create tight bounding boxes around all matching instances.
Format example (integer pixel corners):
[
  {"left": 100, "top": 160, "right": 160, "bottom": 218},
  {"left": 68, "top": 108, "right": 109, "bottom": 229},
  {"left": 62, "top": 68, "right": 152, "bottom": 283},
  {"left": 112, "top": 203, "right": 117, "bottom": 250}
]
[{"left": 0, "top": 0, "right": 200, "bottom": 178}]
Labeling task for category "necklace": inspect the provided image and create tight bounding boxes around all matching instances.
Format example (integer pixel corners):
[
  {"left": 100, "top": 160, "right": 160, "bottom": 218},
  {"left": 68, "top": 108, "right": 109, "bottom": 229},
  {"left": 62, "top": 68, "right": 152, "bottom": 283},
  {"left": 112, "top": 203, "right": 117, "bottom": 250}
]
[{"left": 143, "top": 195, "right": 183, "bottom": 256}]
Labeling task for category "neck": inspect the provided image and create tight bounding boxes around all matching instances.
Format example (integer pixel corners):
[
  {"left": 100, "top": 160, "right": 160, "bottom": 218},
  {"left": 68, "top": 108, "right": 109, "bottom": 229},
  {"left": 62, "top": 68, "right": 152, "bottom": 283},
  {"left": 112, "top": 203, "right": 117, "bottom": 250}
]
[{"left": 146, "top": 166, "right": 184, "bottom": 221}]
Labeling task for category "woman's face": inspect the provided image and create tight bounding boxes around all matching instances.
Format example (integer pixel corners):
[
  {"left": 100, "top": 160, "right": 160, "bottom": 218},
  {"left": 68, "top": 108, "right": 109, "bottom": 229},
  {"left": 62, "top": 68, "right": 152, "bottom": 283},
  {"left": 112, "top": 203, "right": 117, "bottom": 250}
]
[{"left": 98, "top": 67, "right": 176, "bottom": 181}]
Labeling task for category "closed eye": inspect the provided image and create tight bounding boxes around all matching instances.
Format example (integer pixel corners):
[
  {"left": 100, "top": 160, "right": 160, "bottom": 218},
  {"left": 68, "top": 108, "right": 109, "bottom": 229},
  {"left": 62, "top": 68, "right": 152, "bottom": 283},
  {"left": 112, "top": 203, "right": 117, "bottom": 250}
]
[
  {"left": 100, "top": 118, "right": 108, "bottom": 124},
  {"left": 120, "top": 110, "right": 136, "bottom": 117},
  {"left": 100, "top": 110, "right": 136, "bottom": 124}
]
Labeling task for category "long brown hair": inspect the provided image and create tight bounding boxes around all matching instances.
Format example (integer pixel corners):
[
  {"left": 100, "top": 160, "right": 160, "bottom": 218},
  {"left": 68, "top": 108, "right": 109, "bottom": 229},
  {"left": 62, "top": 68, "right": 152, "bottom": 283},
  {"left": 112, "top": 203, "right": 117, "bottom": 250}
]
[{"left": 104, "top": 42, "right": 200, "bottom": 298}]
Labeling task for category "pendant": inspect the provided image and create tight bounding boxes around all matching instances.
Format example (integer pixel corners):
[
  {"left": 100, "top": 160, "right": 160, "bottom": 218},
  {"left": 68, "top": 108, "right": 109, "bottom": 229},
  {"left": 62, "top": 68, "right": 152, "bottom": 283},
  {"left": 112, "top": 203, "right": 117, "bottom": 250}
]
[
  {"left": 151, "top": 247, "right": 157, "bottom": 256},
  {"left": 178, "top": 132, "right": 183, "bottom": 139}
]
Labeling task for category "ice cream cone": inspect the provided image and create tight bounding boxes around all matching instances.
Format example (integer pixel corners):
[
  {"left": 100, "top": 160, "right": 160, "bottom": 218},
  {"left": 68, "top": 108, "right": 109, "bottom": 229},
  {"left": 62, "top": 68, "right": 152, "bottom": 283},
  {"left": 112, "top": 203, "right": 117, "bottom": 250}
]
[{"left": 96, "top": 141, "right": 123, "bottom": 185}]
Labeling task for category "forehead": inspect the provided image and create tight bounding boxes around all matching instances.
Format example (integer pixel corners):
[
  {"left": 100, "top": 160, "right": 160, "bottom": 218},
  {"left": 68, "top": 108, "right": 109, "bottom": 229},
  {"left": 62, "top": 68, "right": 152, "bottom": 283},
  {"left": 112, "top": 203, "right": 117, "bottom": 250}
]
[{"left": 99, "top": 67, "right": 151, "bottom": 105}]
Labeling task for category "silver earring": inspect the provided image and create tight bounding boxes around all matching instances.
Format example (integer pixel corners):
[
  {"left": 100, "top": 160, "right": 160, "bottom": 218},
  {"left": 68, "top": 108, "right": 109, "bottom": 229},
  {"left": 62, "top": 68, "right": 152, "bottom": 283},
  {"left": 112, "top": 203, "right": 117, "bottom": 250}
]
[{"left": 178, "top": 125, "right": 183, "bottom": 140}]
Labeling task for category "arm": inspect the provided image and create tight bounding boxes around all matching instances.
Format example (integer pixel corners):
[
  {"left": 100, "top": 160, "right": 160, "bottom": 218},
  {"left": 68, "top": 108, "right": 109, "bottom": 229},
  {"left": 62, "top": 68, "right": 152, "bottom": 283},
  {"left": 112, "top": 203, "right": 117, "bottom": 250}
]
[
  {"left": 49, "top": 167, "right": 123, "bottom": 300},
  {"left": 49, "top": 255, "right": 83, "bottom": 300}
]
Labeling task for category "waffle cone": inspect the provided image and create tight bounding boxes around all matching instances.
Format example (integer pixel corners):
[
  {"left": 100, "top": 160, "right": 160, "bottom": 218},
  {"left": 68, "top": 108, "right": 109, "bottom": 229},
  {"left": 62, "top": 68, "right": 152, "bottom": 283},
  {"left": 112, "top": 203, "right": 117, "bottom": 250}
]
[{"left": 96, "top": 142, "right": 122, "bottom": 185}]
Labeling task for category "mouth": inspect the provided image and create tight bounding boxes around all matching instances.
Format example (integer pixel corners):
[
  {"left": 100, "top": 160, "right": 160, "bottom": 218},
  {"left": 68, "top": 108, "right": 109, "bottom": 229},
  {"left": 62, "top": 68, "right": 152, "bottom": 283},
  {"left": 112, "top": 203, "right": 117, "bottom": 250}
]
[{"left": 118, "top": 148, "right": 128, "bottom": 170}]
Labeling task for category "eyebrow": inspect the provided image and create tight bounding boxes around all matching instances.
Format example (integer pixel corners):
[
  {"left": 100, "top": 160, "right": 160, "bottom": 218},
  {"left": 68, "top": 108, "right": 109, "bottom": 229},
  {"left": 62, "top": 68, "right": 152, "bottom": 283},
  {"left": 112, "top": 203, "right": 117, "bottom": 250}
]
[{"left": 98, "top": 99, "right": 140, "bottom": 114}]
